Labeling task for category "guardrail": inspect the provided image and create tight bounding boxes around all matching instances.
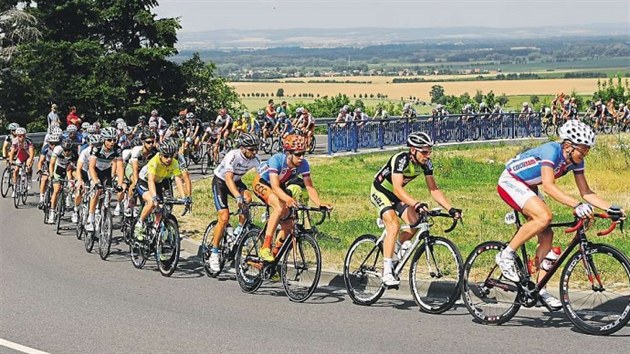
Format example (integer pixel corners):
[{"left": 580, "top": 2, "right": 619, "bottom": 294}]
[{"left": 327, "top": 113, "right": 543, "bottom": 154}]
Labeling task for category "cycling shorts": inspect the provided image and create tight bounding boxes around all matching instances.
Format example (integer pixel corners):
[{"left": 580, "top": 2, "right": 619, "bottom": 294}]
[
  {"left": 90, "top": 167, "right": 113, "bottom": 187},
  {"left": 370, "top": 183, "right": 408, "bottom": 219},
  {"left": 136, "top": 178, "right": 168, "bottom": 199},
  {"left": 497, "top": 170, "right": 542, "bottom": 212},
  {"left": 211, "top": 176, "right": 248, "bottom": 211}
]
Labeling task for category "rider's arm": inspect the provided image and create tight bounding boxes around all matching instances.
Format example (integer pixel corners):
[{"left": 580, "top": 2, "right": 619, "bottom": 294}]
[
  {"left": 224, "top": 171, "right": 242, "bottom": 199},
  {"left": 131, "top": 159, "right": 140, "bottom": 186},
  {"left": 269, "top": 172, "right": 293, "bottom": 204},
  {"left": 115, "top": 159, "right": 125, "bottom": 187},
  {"left": 302, "top": 175, "right": 327, "bottom": 207},
  {"left": 76, "top": 159, "right": 84, "bottom": 184},
  {"left": 173, "top": 175, "right": 187, "bottom": 198},
  {"left": 148, "top": 172, "right": 157, "bottom": 199},
  {"left": 425, "top": 175, "right": 453, "bottom": 211},
  {"left": 391, "top": 173, "right": 420, "bottom": 207},
  {"left": 48, "top": 155, "right": 57, "bottom": 177},
  {"left": 37, "top": 151, "right": 46, "bottom": 172},
  {"left": 573, "top": 172, "right": 613, "bottom": 210},
  {"left": 88, "top": 156, "right": 99, "bottom": 184},
  {"left": 7, "top": 145, "right": 15, "bottom": 162},
  {"left": 27, "top": 145, "right": 35, "bottom": 166},
  {"left": 540, "top": 166, "right": 580, "bottom": 207}
]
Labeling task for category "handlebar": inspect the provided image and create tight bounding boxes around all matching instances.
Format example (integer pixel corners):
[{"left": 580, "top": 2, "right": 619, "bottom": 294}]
[
  {"left": 162, "top": 197, "right": 193, "bottom": 216},
  {"left": 425, "top": 209, "right": 460, "bottom": 233},
  {"left": 563, "top": 213, "right": 623, "bottom": 236},
  {"left": 290, "top": 205, "right": 331, "bottom": 226}
]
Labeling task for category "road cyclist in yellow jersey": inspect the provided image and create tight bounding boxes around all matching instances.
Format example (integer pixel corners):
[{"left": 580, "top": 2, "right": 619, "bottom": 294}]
[
  {"left": 134, "top": 140, "right": 191, "bottom": 240},
  {"left": 370, "top": 132, "right": 462, "bottom": 286}
]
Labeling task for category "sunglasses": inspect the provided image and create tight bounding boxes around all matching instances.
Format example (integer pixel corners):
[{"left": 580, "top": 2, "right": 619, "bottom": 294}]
[
  {"left": 293, "top": 151, "right": 306, "bottom": 157},
  {"left": 144, "top": 140, "right": 155, "bottom": 144},
  {"left": 161, "top": 154, "right": 174, "bottom": 159},
  {"left": 104, "top": 138, "right": 115, "bottom": 143},
  {"left": 245, "top": 147, "right": 258, "bottom": 152},
  {"left": 415, "top": 149, "right": 432, "bottom": 155}
]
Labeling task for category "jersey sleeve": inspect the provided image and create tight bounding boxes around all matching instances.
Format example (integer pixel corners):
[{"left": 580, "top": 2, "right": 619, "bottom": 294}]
[
  {"left": 266, "top": 154, "right": 283, "bottom": 175},
  {"left": 224, "top": 151, "right": 237, "bottom": 173},
  {"left": 573, "top": 160, "right": 585, "bottom": 174},
  {"left": 391, "top": 152, "right": 409, "bottom": 174},
  {"left": 52, "top": 145, "right": 63, "bottom": 158},
  {"left": 297, "top": 159, "right": 311, "bottom": 178},
  {"left": 422, "top": 159, "right": 434, "bottom": 176},
  {"left": 538, "top": 144, "right": 559, "bottom": 169}
]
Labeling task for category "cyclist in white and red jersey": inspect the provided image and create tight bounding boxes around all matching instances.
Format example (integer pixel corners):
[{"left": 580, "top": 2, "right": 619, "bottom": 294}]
[
  {"left": 495, "top": 120, "right": 626, "bottom": 310},
  {"left": 8, "top": 127, "right": 35, "bottom": 197},
  {"left": 2, "top": 123, "right": 20, "bottom": 159}
]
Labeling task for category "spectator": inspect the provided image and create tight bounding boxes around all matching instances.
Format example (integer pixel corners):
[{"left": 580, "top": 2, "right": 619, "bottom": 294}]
[
  {"left": 66, "top": 106, "right": 81, "bottom": 127},
  {"left": 47, "top": 104, "right": 60, "bottom": 133},
  {"left": 265, "top": 99, "right": 277, "bottom": 120}
]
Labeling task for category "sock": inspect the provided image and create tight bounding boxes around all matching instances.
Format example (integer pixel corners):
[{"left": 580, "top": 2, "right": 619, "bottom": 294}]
[
  {"left": 211, "top": 247, "right": 219, "bottom": 254},
  {"left": 383, "top": 258, "right": 393, "bottom": 275},
  {"left": 74, "top": 206, "right": 78, "bottom": 212},
  {"left": 88, "top": 213, "right": 94, "bottom": 222},
  {"left": 501, "top": 246, "right": 515, "bottom": 258},
  {"left": 262, "top": 234, "right": 273, "bottom": 249}
]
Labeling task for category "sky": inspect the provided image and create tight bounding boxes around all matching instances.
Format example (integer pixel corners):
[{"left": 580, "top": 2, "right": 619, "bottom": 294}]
[{"left": 154, "top": 0, "right": 630, "bottom": 33}]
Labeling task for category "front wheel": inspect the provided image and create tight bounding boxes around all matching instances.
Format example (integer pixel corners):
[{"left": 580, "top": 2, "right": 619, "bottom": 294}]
[
  {"left": 560, "top": 244, "right": 630, "bottom": 335},
  {"left": 343, "top": 234, "right": 385, "bottom": 305},
  {"left": 13, "top": 179, "right": 21, "bottom": 208},
  {"left": 201, "top": 221, "right": 227, "bottom": 277},
  {"left": 460, "top": 241, "right": 521, "bottom": 325},
  {"left": 156, "top": 217, "right": 181, "bottom": 277},
  {"left": 55, "top": 190, "right": 65, "bottom": 235},
  {"left": 98, "top": 207, "right": 113, "bottom": 260},
  {"left": 0, "top": 166, "right": 10, "bottom": 198},
  {"left": 409, "top": 236, "right": 463, "bottom": 314},
  {"left": 235, "top": 229, "right": 265, "bottom": 293},
  {"left": 281, "top": 233, "right": 322, "bottom": 302},
  {"left": 307, "top": 135, "right": 316, "bottom": 154}
]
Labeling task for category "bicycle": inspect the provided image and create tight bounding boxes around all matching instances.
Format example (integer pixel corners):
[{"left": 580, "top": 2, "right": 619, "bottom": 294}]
[
  {"left": 460, "top": 211, "right": 629, "bottom": 335},
  {"left": 83, "top": 185, "right": 117, "bottom": 260},
  {"left": 130, "top": 197, "right": 191, "bottom": 277},
  {"left": 343, "top": 209, "right": 462, "bottom": 313},
  {"left": 235, "top": 205, "right": 330, "bottom": 302},
  {"left": 77, "top": 184, "right": 90, "bottom": 242},
  {"left": 53, "top": 178, "right": 70, "bottom": 235},
  {"left": 200, "top": 201, "right": 266, "bottom": 277},
  {"left": 12, "top": 162, "right": 30, "bottom": 208},
  {"left": 199, "top": 141, "right": 218, "bottom": 175},
  {"left": 0, "top": 161, "right": 13, "bottom": 198}
]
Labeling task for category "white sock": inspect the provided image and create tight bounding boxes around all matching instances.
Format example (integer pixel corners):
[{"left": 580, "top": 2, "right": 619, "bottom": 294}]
[
  {"left": 501, "top": 246, "right": 515, "bottom": 258},
  {"left": 383, "top": 258, "right": 393, "bottom": 275},
  {"left": 88, "top": 213, "right": 94, "bottom": 222}
]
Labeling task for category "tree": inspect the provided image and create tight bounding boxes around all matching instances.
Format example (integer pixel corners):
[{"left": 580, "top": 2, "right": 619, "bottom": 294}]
[
  {"left": 429, "top": 85, "right": 445, "bottom": 104},
  {"left": 276, "top": 88, "right": 284, "bottom": 97}
]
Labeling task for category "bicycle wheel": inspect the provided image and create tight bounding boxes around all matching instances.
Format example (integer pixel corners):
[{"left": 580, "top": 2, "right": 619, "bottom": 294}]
[
  {"left": 308, "top": 135, "right": 316, "bottom": 154},
  {"left": 157, "top": 217, "right": 180, "bottom": 277},
  {"left": 200, "top": 149, "right": 209, "bottom": 175},
  {"left": 560, "top": 244, "right": 630, "bottom": 335},
  {"left": 98, "top": 207, "right": 113, "bottom": 260},
  {"left": 263, "top": 137, "right": 273, "bottom": 154},
  {"left": 76, "top": 202, "right": 85, "bottom": 240},
  {"left": 281, "top": 233, "right": 322, "bottom": 302},
  {"left": 271, "top": 138, "right": 281, "bottom": 154},
  {"left": 343, "top": 234, "right": 385, "bottom": 305},
  {"left": 409, "top": 236, "right": 463, "bottom": 314},
  {"left": 1, "top": 166, "right": 11, "bottom": 198},
  {"left": 201, "top": 221, "right": 225, "bottom": 277},
  {"left": 13, "top": 178, "right": 21, "bottom": 208},
  {"left": 84, "top": 229, "right": 95, "bottom": 253},
  {"left": 20, "top": 175, "right": 28, "bottom": 204},
  {"left": 235, "top": 229, "right": 264, "bottom": 293},
  {"left": 460, "top": 241, "right": 521, "bottom": 325},
  {"left": 130, "top": 240, "right": 147, "bottom": 269},
  {"left": 55, "top": 190, "right": 65, "bottom": 235}
]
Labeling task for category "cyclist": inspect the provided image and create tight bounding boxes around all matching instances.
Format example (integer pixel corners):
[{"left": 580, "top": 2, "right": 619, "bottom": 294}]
[
  {"left": 617, "top": 103, "right": 629, "bottom": 128},
  {"left": 133, "top": 116, "right": 147, "bottom": 135},
  {"left": 125, "top": 130, "right": 158, "bottom": 217},
  {"left": 63, "top": 124, "right": 83, "bottom": 151},
  {"left": 495, "top": 120, "right": 626, "bottom": 310},
  {"left": 36, "top": 134, "right": 61, "bottom": 208},
  {"left": 215, "top": 108, "right": 233, "bottom": 142},
  {"left": 253, "top": 134, "right": 331, "bottom": 261},
  {"left": 86, "top": 127, "right": 126, "bottom": 232},
  {"left": 273, "top": 112, "right": 293, "bottom": 138},
  {"left": 265, "top": 99, "right": 277, "bottom": 122},
  {"left": 2, "top": 123, "right": 20, "bottom": 159},
  {"left": 370, "top": 132, "right": 462, "bottom": 286},
  {"left": 75, "top": 134, "right": 101, "bottom": 221},
  {"left": 47, "top": 139, "right": 79, "bottom": 224},
  {"left": 297, "top": 108, "right": 315, "bottom": 150},
  {"left": 134, "top": 140, "right": 191, "bottom": 240},
  {"left": 8, "top": 127, "right": 35, "bottom": 197},
  {"left": 207, "top": 133, "right": 261, "bottom": 272},
  {"left": 201, "top": 121, "right": 221, "bottom": 164}
]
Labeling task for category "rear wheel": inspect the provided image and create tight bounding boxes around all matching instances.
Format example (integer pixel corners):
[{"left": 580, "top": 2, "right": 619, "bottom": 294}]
[
  {"left": 84, "top": 229, "right": 95, "bottom": 253},
  {"left": 343, "top": 234, "right": 385, "bottom": 305},
  {"left": 200, "top": 148, "right": 209, "bottom": 175},
  {"left": 281, "top": 233, "right": 321, "bottom": 302},
  {"left": 409, "top": 236, "right": 463, "bottom": 314},
  {"left": 235, "top": 229, "right": 265, "bottom": 293},
  {"left": 157, "top": 217, "right": 181, "bottom": 277},
  {"left": 460, "top": 241, "right": 521, "bottom": 325},
  {"left": 201, "top": 221, "right": 227, "bottom": 277},
  {"left": 560, "top": 244, "right": 630, "bottom": 335},
  {"left": 307, "top": 135, "right": 316, "bottom": 154},
  {"left": 130, "top": 240, "right": 147, "bottom": 269},
  {"left": 98, "top": 208, "right": 113, "bottom": 260}
]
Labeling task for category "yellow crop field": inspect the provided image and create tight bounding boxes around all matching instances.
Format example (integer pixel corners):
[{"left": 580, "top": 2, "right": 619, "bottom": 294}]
[{"left": 231, "top": 77, "right": 602, "bottom": 101}]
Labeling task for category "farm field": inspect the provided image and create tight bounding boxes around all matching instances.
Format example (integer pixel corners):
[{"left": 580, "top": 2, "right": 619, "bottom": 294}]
[{"left": 231, "top": 77, "right": 605, "bottom": 104}]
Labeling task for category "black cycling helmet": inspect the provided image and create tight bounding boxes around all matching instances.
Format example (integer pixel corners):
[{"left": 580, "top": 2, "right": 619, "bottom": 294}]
[
  {"left": 139, "top": 130, "right": 157, "bottom": 142},
  {"left": 407, "top": 132, "right": 434, "bottom": 148},
  {"left": 158, "top": 140, "right": 178, "bottom": 156},
  {"left": 61, "top": 139, "right": 74, "bottom": 151},
  {"left": 238, "top": 133, "right": 259, "bottom": 148}
]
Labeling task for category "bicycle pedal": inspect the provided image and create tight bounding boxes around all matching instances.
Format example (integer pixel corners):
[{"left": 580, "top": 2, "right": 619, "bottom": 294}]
[{"left": 385, "top": 284, "right": 400, "bottom": 290}]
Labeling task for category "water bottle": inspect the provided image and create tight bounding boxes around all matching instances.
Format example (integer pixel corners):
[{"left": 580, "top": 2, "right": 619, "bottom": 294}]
[
  {"left": 225, "top": 225, "right": 234, "bottom": 247},
  {"left": 397, "top": 240, "right": 412, "bottom": 261},
  {"left": 540, "top": 247, "right": 562, "bottom": 271}
]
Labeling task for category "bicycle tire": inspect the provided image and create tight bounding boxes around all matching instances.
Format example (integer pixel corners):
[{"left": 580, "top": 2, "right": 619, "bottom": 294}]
[
  {"left": 409, "top": 236, "right": 463, "bottom": 314},
  {"left": 460, "top": 241, "right": 521, "bottom": 325},
  {"left": 157, "top": 216, "right": 181, "bottom": 277},
  {"left": 343, "top": 234, "right": 385, "bottom": 305},
  {"left": 130, "top": 239, "right": 147, "bottom": 269},
  {"left": 201, "top": 221, "right": 225, "bottom": 277},
  {"left": 308, "top": 135, "right": 316, "bottom": 154},
  {"left": 13, "top": 180, "right": 20, "bottom": 208},
  {"left": 76, "top": 202, "right": 85, "bottom": 240},
  {"left": 20, "top": 175, "right": 28, "bottom": 205},
  {"left": 98, "top": 207, "right": 113, "bottom": 260},
  {"left": 55, "top": 190, "right": 65, "bottom": 235},
  {"left": 560, "top": 244, "right": 630, "bottom": 335},
  {"left": 200, "top": 150, "right": 209, "bottom": 175},
  {"left": 235, "top": 229, "right": 264, "bottom": 293},
  {"left": 281, "top": 233, "right": 322, "bottom": 302},
  {"left": 84, "top": 229, "right": 95, "bottom": 253},
  {"left": 263, "top": 137, "right": 273, "bottom": 154},
  {"left": 271, "top": 139, "right": 281, "bottom": 154},
  {"left": 0, "top": 166, "right": 10, "bottom": 198}
]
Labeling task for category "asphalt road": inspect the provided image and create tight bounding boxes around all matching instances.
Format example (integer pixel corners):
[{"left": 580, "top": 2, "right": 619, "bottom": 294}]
[{"left": 1, "top": 187, "right": 629, "bottom": 354}]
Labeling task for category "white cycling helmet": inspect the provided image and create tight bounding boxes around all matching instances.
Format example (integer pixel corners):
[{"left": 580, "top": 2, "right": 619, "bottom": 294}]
[
  {"left": 15, "top": 127, "right": 26, "bottom": 135},
  {"left": 52, "top": 127, "right": 63, "bottom": 135},
  {"left": 559, "top": 120, "right": 595, "bottom": 147},
  {"left": 407, "top": 131, "right": 434, "bottom": 148},
  {"left": 522, "top": 102, "right": 529, "bottom": 107},
  {"left": 116, "top": 122, "right": 127, "bottom": 130},
  {"left": 8, "top": 122, "right": 20, "bottom": 131},
  {"left": 66, "top": 124, "right": 77, "bottom": 133},
  {"left": 47, "top": 134, "right": 61, "bottom": 143},
  {"left": 81, "top": 122, "right": 90, "bottom": 130}
]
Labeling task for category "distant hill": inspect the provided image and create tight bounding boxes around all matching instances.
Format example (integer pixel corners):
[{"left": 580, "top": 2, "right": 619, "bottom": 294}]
[{"left": 176, "top": 24, "right": 628, "bottom": 50}]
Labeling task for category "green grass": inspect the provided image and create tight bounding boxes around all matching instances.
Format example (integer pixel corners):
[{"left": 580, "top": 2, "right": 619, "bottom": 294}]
[{"left": 180, "top": 134, "right": 630, "bottom": 271}]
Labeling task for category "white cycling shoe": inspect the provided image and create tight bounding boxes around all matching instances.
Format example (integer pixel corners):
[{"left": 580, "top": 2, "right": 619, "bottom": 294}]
[
  {"left": 381, "top": 273, "right": 400, "bottom": 287},
  {"left": 495, "top": 252, "right": 521, "bottom": 282},
  {"left": 539, "top": 290, "right": 563, "bottom": 311},
  {"left": 208, "top": 252, "right": 221, "bottom": 273}
]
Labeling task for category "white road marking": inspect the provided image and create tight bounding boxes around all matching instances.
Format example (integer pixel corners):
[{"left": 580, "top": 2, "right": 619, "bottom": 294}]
[{"left": 0, "top": 338, "right": 50, "bottom": 354}]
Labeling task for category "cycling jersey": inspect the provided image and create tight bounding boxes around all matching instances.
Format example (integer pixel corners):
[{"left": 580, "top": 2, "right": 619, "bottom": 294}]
[
  {"left": 139, "top": 154, "right": 182, "bottom": 183},
  {"left": 258, "top": 152, "right": 310, "bottom": 185},
  {"left": 63, "top": 132, "right": 83, "bottom": 145},
  {"left": 504, "top": 142, "right": 584, "bottom": 186},
  {"left": 188, "top": 118, "right": 202, "bottom": 136},
  {"left": 11, "top": 138, "right": 34, "bottom": 163},
  {"left": 373, "top": 151, "right": 433, "bottom": 192},
  {"left": 79, "top": 147, "right": 92, "bottom": 173},
  {"left": 213, "top": 149, "right": 260, "bottom": 182},
  {"left": 215, "top": 114, "right": 233, "bottom": 128},
  {"left": 51, "top": 146, "right": 78, "bottom": 169},
  {"left": 90, "top": 145, "right": 122, "bottom": 171},
  {"left": 40, "top": 144, "right": 55, "bottom": 164}
]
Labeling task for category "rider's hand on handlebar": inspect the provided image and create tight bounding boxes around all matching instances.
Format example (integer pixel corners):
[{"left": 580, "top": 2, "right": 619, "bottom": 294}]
[
  {"left": 183, "top": 196, "right": 192, "bottom": 206},
  {"left": 574, "top": 202, "right": 594, "bottom": 218},
  {"left": 448, "top": 207, "right": 463, "bottom": 220},
  {"left": 606, "top": 205, "right": 626, "bottom": 221},
  {"left": 318, "top": 203, "right": 333, "bottom": 211},
  {"left": 285, "top": 196, "right": 298, "bottom": 208},
  {"left": 413, "top": 202, "right": 428, "bottom": 215},
  {"left": 236, "top": 195, "right": 245, "bottom": 207}
]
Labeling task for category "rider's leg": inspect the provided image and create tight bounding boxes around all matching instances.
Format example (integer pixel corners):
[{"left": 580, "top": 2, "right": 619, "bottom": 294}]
[{"left": 506, "top": 197, "right": 552, "bottom": 253}]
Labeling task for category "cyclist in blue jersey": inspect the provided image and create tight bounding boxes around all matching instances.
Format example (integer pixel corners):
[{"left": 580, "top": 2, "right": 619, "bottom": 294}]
[
  {"left": 495, "top": 120, "right": 626, "bottom": 310},
  {"left": 252, "top": 134, "right": 331, "bottom": 261}
]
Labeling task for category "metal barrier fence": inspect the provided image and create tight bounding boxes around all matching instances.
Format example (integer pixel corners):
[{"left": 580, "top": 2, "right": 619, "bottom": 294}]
[{"left": 327, "top": 113, "right": 543, "bottom": 154}]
